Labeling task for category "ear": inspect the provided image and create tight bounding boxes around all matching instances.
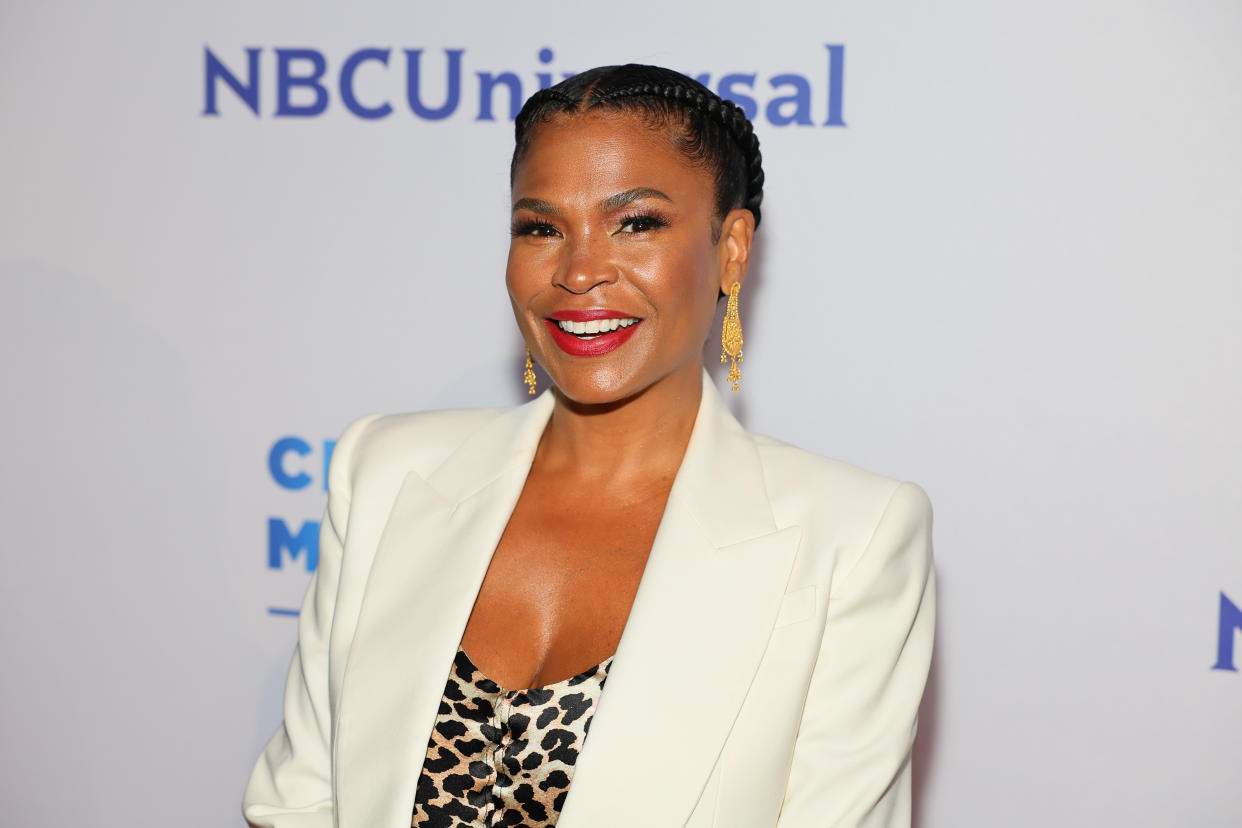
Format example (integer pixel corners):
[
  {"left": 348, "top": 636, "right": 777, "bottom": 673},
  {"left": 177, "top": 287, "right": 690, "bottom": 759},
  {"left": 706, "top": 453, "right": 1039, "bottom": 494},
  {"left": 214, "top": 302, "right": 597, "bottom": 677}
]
[{"left": 717, "top": 207, "right": 755, "bottom": 295}]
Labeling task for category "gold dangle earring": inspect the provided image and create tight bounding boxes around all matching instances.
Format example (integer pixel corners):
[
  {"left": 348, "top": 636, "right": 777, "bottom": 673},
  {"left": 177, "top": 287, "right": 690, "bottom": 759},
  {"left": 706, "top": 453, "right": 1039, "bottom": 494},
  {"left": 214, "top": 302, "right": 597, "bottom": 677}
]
[
  {"left": 523, "top": 348, "right": 537, "bottom": 395},
  {"left": 720, "top": 281, "right": 744, "bottom": 392}
]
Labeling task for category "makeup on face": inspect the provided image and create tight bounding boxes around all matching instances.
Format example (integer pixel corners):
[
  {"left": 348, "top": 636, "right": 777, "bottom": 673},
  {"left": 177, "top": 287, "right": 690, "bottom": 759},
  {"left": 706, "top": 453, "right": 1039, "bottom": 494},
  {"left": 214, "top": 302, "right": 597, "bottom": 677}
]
[
  {"left": 544, "top": 309, "right": 643, "bottom": 357},
  {"left": 506, "top": 113, "right": 735, "bottom": 404}
]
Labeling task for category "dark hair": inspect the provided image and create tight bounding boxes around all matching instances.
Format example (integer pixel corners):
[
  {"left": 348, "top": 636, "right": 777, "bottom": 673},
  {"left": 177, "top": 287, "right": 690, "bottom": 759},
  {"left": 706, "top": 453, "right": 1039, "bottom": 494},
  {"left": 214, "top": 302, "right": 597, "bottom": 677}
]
[{"left": 511, "top": 64, "right": 765, "bottom": 231}]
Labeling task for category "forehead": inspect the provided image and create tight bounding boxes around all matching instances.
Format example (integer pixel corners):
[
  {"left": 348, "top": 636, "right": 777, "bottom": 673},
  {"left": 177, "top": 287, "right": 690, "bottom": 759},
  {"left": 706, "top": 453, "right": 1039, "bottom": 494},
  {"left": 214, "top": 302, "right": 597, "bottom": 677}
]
[{"left": 513, "top": 112, "right": 713, "bottom": 200}]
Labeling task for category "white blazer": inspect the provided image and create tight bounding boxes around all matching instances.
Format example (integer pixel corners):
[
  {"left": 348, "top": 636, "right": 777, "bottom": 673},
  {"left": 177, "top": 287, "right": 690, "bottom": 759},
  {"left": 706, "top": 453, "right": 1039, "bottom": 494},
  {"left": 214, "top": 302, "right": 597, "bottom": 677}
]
[{"left": 244, "top": 375, "right": 935, "bottom": 828}]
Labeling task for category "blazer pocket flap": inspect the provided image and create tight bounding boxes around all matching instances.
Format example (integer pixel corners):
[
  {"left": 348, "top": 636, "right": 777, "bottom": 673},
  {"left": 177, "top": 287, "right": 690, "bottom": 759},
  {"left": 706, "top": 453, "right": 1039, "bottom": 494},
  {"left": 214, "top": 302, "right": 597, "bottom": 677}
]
[{"left": 774, "top": 585, "right": 817, "bottom": 628}]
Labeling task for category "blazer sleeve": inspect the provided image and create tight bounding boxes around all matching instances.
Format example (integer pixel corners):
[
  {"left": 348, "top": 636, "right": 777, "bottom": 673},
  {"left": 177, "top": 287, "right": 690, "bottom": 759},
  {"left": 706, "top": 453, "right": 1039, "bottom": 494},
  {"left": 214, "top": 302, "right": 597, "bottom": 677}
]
[
  {"left": 777, "top": 481, "right": 937, "bottom": 828},
  {"left": 242, "top": 415, "right": 379, "bottom": 828}
]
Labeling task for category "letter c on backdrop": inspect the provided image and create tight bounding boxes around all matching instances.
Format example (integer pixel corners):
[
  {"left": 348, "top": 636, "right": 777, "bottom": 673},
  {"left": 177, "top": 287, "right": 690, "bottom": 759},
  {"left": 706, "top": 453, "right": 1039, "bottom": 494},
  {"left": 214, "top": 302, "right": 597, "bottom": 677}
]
[{"left": 269, "top": 436, "right": 313, "bottom": 489}]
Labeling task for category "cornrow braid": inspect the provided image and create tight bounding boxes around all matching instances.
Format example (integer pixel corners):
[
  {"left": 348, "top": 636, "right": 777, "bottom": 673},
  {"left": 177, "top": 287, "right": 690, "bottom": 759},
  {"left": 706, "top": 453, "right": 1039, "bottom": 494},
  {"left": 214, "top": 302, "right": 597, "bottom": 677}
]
[
  {"left": 512, "top": 88, "right": 578, "bottom": 136},
  {"left": 511, "top": 64, "right": 765, "bottom": 231}
]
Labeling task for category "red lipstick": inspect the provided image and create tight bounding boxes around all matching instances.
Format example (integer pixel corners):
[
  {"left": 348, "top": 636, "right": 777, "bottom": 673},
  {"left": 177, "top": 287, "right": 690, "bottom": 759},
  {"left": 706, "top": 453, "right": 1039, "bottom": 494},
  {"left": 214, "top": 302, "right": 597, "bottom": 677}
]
[{"left": 545, "top": 310, "right": 642, "bottom": 357}]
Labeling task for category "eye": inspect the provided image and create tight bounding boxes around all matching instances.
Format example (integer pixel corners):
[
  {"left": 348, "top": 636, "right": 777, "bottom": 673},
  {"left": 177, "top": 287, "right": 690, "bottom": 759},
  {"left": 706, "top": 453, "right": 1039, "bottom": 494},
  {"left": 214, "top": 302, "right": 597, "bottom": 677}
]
[
  {"left": 510, "top": 219, "right": 561, "bottom": 238},
  {"left": 617, "top": 212, "right": 668, "bottom": 234}
]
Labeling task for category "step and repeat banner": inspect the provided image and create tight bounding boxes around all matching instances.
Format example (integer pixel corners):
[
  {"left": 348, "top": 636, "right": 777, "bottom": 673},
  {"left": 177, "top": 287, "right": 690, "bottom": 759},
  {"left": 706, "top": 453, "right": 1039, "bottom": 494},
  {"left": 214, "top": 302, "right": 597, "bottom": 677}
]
[{"left": 2, "top": 1, "right": 1239, "bottom": 825}]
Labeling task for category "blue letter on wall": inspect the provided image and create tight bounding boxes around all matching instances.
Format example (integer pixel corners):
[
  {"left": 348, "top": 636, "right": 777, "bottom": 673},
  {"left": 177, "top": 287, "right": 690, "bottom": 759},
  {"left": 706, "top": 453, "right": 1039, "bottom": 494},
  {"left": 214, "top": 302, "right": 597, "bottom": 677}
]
[
  {"left": 404, "top": 49, "right": 463, "bottom": 119},
  {"left": 824, "top": 44, "right": 847, "bottom": 127},
  {"left": 476, "top": 71, "right": 522, "bottom": 121},
  {"left": 268, "top": 518, "right": 320, "bottom": 572},
  {"left": 203, "top": 47, "right": 261, "bottom": 115},
  {"left": 1213, "top": 591, "right": 1242, "bottom": 671},
  {"left": 269, "top": 436, "right": 312, "bottom": 490},
  {"left": 276, "top": 48, "right": 329, "bottom": 116},
  {"left": 322, "top": 439, "right": 336, "bottom": 492},
  {"left": 766, "top": 74, "right": 813, "bottom": 126},
  {"left": 340, "top": 48, "right": 393, "bottom": 119}
]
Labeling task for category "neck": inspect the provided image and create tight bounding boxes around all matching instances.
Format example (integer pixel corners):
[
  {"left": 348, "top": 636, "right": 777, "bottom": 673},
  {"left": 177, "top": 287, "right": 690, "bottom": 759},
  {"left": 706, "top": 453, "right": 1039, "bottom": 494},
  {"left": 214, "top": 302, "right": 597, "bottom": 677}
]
[{"left": 536, "top": 366, "right": 704, "bottom": 487}]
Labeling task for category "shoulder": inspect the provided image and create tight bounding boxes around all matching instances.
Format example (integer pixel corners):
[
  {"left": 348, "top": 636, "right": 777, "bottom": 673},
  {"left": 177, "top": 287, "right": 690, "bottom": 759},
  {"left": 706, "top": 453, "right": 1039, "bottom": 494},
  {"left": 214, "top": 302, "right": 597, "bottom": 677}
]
[
  {"left": 328, "top": 406, "right": 509, "bottom": 495},
  {"left": 748, "top": 431, "right": 932, "bottom": 576},
  {"left": 749, "top": 430, "right": 930, "bottom": 519}
]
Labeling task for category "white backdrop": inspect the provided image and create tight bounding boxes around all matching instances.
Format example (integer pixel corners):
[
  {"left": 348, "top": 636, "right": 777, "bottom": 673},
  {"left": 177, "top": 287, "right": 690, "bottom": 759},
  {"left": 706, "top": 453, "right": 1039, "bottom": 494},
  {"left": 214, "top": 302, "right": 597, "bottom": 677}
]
[{"left": 2, "top": 1, "right": 1239, "bottom": 826}]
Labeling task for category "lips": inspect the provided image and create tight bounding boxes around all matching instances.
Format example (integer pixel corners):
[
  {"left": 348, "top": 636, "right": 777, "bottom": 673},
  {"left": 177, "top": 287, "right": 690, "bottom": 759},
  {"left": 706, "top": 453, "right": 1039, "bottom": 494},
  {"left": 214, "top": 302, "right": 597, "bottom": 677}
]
[{"left": 545, "top": 310, "right": 642, "bottom": 357}]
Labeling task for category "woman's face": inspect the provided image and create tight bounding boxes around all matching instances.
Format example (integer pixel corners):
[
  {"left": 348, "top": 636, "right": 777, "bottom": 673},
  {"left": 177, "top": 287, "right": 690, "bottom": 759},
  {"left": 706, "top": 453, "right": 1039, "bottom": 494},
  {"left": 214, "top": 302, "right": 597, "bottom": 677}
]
[{"left": 507, "top": 112, "right": 753, "bottom": 406}]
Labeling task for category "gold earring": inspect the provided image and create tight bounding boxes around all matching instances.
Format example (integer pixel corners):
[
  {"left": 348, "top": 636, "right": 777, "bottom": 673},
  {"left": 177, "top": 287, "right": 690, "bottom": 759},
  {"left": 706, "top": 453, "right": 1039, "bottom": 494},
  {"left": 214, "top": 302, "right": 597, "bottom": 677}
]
[
  {"left": 720, "top": 281, "right": 744, "bottom": 392},
  {"left": 523, "top": 348, "right": 537, "bottom": 395}
]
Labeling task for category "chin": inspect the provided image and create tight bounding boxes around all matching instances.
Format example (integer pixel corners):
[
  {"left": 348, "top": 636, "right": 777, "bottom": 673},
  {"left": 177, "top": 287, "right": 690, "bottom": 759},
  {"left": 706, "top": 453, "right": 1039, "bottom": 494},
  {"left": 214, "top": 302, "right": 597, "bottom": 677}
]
[
  {"left": 547, "top": 367, "right": 642, "bottom": 408},
  {"left": 542, "top": 355, "right": 701, "bottom": 411}
]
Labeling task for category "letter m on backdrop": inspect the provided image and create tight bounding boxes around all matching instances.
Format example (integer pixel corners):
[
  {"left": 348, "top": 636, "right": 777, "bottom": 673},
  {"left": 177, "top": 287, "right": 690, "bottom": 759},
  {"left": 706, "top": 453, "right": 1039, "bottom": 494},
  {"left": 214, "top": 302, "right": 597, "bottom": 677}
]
[
  {"left": 268, "top": 518, "right": 320, "bottom": 572},
  {"left": 1213, "top": 591, "right": 1242, "bottom": 671}
]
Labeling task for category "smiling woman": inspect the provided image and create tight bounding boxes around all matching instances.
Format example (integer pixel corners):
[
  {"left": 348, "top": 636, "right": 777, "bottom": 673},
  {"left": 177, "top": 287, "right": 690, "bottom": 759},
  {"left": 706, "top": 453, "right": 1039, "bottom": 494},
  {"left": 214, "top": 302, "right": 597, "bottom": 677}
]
[
  {"left": 507, "top": 110, "right": 748, "bottom": 402},
  {"left": 243, "top": 64, "right": 935, "bottom": 828}
]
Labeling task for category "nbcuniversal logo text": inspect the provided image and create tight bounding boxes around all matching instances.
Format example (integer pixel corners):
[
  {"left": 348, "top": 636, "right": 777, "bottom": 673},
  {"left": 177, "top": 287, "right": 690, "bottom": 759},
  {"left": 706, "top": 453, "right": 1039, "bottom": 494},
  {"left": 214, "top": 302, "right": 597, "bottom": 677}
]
[{"left": 202, "top": 45, "right": 848, "bottom": 127}]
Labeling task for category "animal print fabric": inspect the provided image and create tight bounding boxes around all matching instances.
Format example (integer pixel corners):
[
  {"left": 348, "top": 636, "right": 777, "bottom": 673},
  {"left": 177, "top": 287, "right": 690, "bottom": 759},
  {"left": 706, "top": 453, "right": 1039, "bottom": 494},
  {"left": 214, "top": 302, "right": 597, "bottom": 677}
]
[{"left": 411, "top": 647, "right": 613, "bottom": 828}]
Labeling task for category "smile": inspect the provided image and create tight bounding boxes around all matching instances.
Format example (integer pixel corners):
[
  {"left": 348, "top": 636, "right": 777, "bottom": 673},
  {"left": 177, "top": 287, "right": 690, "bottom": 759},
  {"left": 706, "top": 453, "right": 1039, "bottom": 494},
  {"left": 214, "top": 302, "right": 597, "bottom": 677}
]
[
  {"left": 555, "top": 317, "right": 639, "bottom": 339},
  {"left": 544, "top": 312, "right": 643, "bottom": 357}
]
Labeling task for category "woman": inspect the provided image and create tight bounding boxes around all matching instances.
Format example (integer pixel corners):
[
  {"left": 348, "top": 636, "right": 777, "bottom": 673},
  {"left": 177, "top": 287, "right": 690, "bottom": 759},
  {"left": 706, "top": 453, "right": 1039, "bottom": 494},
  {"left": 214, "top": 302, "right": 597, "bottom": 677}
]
[{"left": 244, "top": 64, "right": 935, "bottom": 828}]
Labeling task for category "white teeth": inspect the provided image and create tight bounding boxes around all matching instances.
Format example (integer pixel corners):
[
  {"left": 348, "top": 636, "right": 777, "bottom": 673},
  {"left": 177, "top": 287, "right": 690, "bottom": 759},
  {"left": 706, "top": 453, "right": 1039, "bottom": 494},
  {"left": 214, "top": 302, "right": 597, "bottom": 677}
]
[{"left": 556, "top": 317, "right": 639, "bottom": 336}]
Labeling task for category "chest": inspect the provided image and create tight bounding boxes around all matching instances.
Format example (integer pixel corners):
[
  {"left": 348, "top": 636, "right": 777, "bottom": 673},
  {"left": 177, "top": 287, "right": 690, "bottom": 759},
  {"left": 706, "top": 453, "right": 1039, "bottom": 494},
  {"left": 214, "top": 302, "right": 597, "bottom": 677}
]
[{"left": 459, "top": 469, "right": 672, "bottom": 689}]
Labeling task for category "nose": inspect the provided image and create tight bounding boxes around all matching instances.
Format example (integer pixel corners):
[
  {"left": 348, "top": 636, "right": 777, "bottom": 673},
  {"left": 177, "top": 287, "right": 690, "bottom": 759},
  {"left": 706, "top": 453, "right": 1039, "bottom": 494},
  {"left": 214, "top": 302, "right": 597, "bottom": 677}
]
[{"left": 553, "top": 233, "right": 617, "bottom": 295}]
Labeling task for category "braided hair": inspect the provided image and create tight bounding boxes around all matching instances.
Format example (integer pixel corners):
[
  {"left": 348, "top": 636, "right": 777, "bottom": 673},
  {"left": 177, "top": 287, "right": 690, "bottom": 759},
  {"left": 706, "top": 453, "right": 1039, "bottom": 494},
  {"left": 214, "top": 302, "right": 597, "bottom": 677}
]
[{"left": 512, "top": 64, "right": 765, "bottom": 232}]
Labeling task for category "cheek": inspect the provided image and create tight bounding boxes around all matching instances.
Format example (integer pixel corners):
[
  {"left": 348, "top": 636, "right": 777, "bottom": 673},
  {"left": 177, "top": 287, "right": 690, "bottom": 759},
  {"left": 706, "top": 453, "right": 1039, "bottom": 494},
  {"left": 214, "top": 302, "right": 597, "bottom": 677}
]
[
  {"left": 505, "top": 246, "right": 538, "bottom": 305},
  {"left": 504, "top": 249, "right": 519, "bottom": 296},
  {"left": 642, "top": 249, "right": 719, "bottom": 326}
]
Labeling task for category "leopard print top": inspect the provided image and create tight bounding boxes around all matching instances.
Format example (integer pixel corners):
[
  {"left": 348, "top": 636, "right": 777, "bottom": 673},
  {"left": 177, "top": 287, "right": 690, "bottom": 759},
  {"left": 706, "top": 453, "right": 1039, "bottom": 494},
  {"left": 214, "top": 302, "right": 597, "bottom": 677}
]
[{"left": 411, "top": 647, "right": 613, "bottom": 828}]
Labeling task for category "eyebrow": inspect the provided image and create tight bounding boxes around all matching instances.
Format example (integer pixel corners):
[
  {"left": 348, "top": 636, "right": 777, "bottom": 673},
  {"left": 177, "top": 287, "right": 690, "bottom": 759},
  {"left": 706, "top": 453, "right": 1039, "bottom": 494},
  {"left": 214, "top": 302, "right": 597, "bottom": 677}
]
[
  {"left": 511, "top": 197, "right": 560, "bottom": 217},
  {"left": 599, "top": 187, "right": 672, "bottom": 213},
  {"left": 511, "top": 187, "right": 673, "bottom": 216}
]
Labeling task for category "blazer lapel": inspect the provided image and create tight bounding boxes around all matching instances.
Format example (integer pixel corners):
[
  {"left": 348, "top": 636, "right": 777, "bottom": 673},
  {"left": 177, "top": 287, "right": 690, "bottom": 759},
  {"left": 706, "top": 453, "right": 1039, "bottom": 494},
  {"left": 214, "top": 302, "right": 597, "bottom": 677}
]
[
  {"left": 334, "top": 392, "right": 555, "bottom": 828},
  {"left": 559, "top": 377, "right": 802, "bottom": 827}
]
